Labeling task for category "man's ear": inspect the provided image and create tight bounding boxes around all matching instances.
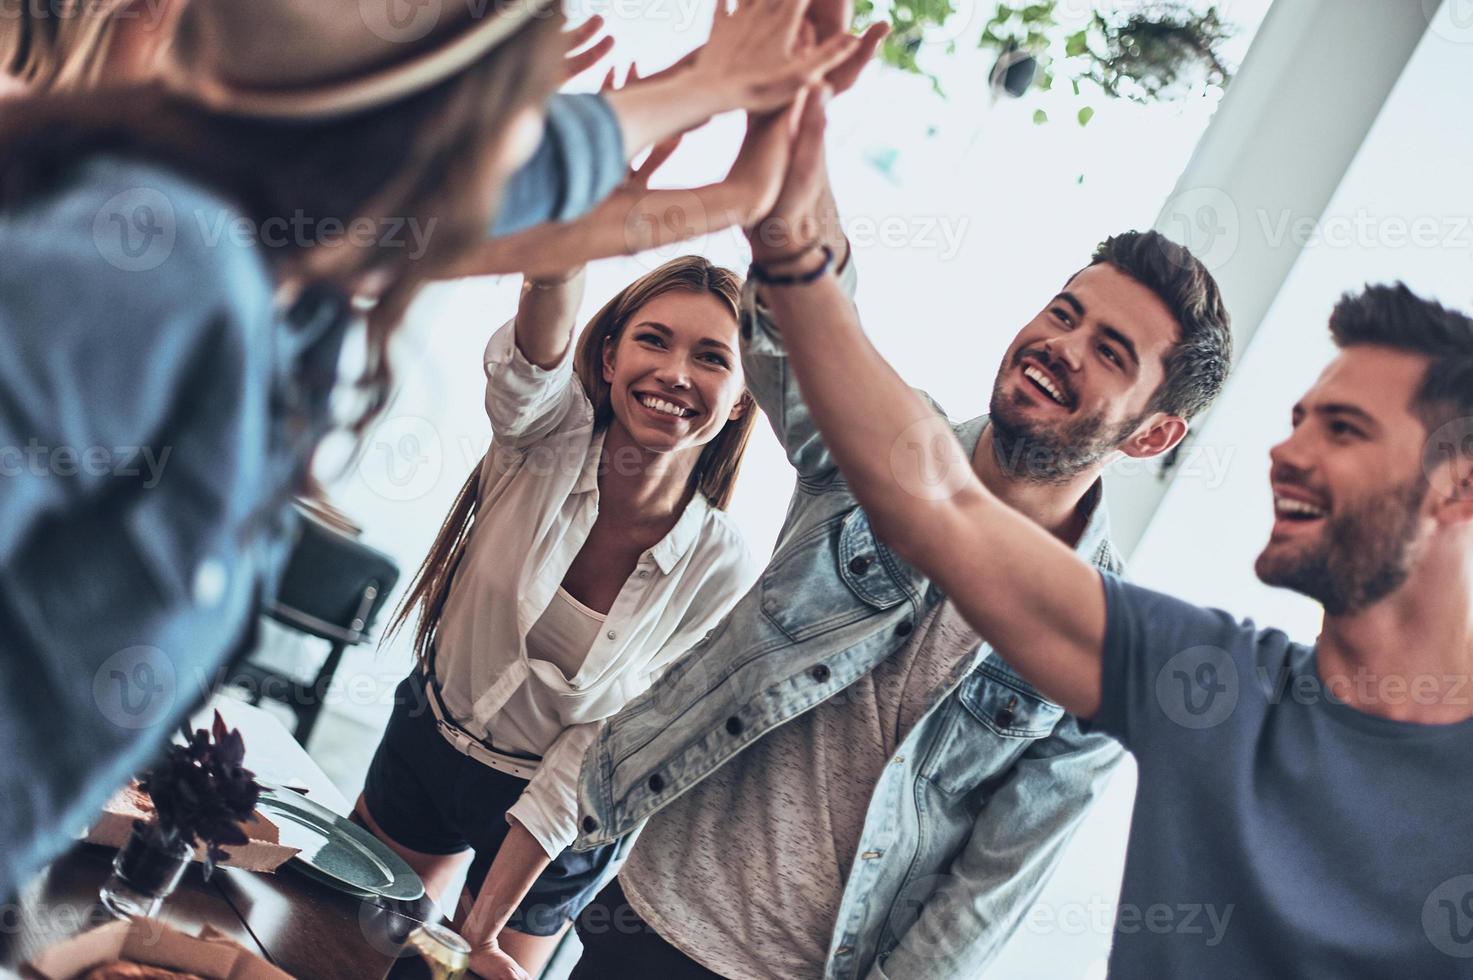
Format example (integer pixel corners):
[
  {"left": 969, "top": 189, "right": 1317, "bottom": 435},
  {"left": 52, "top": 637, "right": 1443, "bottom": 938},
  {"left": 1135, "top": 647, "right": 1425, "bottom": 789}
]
[
  {"left": 1119, "top": 414, "right": 1189, "bottom": 461},
  {"left": 1432, "top": 453, "right": 1473, "bottom": 527},
  {"left": 601, "top": 337, "right": 616, "bottom": 385}
]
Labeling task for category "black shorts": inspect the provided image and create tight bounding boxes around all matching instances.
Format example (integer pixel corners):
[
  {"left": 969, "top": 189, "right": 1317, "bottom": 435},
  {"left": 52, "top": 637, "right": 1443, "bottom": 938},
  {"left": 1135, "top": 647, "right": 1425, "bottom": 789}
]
[{"left": 360, "top": 671, "right": 619, "bottom": 937}]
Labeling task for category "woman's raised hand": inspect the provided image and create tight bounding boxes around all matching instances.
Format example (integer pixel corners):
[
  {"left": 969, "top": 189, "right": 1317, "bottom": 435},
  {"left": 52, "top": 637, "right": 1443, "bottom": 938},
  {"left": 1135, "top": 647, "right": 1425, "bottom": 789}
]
[
  {"left": 561, "top": 16, "right": 615, "bottom": 83},
  {"left": 690, "top": 0, "right": 859, "bottom": 115}
]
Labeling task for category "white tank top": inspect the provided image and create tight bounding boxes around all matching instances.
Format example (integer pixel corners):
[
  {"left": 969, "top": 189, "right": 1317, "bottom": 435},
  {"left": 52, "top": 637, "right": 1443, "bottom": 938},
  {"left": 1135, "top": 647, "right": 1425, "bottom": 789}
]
[{"left": 523, "top": 585, "right": 606, "bottom": 682}]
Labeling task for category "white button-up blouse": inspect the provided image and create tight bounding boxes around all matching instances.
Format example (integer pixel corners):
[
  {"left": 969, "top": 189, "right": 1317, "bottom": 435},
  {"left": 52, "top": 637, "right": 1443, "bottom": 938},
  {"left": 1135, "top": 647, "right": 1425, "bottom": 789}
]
[{"left": 432, "top": 318, "right": 758, "bottom": 858}]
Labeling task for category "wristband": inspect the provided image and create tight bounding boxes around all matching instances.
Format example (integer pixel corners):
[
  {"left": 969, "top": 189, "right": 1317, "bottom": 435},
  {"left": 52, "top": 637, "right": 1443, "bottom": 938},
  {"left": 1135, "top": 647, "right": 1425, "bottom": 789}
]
[
  {"left": 748, "top": 245, "right": 834, "bottom": 287},
  {"left": 524, "top": 268, "right": 583, "bottom": 290}
]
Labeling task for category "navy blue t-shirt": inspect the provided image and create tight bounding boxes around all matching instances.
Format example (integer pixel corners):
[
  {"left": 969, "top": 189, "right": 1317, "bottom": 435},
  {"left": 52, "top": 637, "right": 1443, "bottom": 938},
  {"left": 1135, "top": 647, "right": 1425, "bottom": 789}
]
[{"left": 1094, "top": 572, "right": 1473, "bottom": 978}]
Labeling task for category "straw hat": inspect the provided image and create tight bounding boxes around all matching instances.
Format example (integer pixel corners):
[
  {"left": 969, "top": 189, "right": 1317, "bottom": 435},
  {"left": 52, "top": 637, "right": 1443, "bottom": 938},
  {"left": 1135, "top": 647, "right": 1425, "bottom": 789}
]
[{"left": 170, "top": 0, "right": 555, "bottom": 119}]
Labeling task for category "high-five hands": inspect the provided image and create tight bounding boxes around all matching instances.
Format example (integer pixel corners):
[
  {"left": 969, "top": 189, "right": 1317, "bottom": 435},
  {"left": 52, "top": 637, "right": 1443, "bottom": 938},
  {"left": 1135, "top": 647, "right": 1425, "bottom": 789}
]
[
  {"left": 454, "top": 2, "right": 887, "bottom": 280},
  {"left": 746, "top": 8, "right": 887, "bottom": 266}
]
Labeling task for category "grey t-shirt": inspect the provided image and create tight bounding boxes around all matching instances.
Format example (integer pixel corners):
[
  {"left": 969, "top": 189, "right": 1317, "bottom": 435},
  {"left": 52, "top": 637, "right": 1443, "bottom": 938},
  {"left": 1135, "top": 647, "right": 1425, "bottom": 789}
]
[
  {"left": 1094, "top": 572, "right": 1473, "bottom": 977},
  {"left": 620, "top": 600, "right": 979, "bottom": 979}
]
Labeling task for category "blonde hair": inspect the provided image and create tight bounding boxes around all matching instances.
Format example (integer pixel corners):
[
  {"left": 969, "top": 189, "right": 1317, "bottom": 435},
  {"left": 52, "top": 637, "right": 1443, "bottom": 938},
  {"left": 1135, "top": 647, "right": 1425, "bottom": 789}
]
[
  {"left": 390, "top": 256, "right": 759, "bottom": 667},
  {"left": 1, "top": 0, "right": 135, "bottom": 91}
]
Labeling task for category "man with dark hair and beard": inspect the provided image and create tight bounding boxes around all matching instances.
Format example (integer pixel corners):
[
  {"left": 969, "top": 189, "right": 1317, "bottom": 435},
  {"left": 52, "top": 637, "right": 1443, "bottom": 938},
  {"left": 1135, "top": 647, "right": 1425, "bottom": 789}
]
[
  {"left": 745, "top": 96, "right": 1473, "bottom": 978},
  {"left": 567, "top": 102, "right": 1232, "bottom": 977}
]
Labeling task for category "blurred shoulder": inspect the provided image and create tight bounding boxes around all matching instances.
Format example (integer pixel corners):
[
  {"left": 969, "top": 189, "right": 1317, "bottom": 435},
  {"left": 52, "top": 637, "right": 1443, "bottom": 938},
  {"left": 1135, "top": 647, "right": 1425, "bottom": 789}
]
[{"left": 1, "top": 154, "right": 275, "bottom": 347}]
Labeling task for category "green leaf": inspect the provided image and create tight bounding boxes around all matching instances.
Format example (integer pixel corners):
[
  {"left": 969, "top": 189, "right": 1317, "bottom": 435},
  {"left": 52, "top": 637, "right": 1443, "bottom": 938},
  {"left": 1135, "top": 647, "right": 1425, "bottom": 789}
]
[
  {"left": 1071, "top": 78, "right": 1081, "bottom": 96},
  {"left": 1036, "top": 68, "right": 1054, "bottom": 91},
  {"left": 1065, "top": 29, "right": 1088, "bottom": 57},
  {"left": 1077, "top": 105, "right": 1095, "bottom": 126},
  {"left": 1032, "top": 108, "right": 1049, "bottom": 124}
]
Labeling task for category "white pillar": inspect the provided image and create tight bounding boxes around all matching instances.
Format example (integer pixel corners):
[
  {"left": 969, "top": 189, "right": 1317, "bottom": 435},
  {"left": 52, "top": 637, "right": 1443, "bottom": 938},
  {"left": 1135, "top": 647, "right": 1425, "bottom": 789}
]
[{"left": 1108, "top": 0, "right": 1441, "bottom": 558}]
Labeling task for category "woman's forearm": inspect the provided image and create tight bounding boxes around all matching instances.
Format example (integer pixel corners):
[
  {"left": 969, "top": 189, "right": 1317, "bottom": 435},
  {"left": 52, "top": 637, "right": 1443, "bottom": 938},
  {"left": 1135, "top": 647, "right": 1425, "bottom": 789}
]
[
  {"left": 446, "top": 183, "right": 755, "bottom": 284},
  {"left": 602, "top": 77, "right": 720, "bottom": 163},
  {"left": 511, "top": 270, "right": 586, "bottom": 370},
  {"left": 459, "top": 822, "right": 555, "bottom": 946}
]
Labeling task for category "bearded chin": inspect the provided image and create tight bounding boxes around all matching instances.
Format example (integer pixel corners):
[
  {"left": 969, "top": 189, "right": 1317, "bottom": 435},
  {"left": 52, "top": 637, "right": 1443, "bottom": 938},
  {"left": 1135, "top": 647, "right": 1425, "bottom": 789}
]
[
  {"left": 988, "top": 386, "right": 1131, "bottom": 485},
  {"left": 1256, "top": 478, "right": 1426, "bottom": 615}
]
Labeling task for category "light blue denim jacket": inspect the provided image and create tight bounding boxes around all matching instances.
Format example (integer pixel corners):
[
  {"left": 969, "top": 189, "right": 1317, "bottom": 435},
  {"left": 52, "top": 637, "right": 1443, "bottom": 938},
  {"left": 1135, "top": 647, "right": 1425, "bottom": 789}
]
[
  {"left": 0, "top": 91, "right": 624, "bottom": 901},
  {"left": 575, "top": 258, "right": 1125, "bottom": 979}
]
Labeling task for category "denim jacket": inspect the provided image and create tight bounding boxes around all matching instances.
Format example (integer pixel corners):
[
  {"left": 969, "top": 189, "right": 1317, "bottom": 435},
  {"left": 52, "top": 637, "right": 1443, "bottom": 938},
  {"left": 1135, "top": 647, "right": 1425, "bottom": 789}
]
[
  {"left": 0, "top": 91, "right": 625, "bottom": 897},
  {"left": 575, "top": 258, "right": 1125, "bottom": 979}
]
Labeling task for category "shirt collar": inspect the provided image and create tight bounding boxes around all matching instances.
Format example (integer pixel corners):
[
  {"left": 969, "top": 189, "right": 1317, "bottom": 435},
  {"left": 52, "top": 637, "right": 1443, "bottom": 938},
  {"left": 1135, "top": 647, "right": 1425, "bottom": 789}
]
[
  {"left": 650, "top": 491, "right": 711, "bottom": 574},
  {"left": 958, "top": 415, "right": 1116, "bottom": 566}
]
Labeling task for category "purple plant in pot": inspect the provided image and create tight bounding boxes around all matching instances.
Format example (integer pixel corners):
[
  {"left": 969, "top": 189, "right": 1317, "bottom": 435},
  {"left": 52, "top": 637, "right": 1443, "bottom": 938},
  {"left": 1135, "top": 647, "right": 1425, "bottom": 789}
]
[{"left": 99, "top": 711, "right": 262, "bottom": 919}]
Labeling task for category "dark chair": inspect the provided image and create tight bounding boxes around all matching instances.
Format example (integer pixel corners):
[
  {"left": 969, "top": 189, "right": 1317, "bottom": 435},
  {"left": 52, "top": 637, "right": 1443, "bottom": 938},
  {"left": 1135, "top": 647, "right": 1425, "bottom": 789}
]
[{"left": 227, "top": 504, "right": 400, "bottom": 746}]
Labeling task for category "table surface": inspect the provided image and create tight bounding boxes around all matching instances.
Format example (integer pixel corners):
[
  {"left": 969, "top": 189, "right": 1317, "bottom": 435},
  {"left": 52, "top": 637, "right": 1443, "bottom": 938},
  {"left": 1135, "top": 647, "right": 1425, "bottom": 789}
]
[{"left": 0, "top": 698, "right": 437, "bottom": 980}]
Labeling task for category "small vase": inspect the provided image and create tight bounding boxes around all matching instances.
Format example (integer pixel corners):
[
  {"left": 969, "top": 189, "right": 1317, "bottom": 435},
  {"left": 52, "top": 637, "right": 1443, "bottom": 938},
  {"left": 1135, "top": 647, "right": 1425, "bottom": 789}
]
[{"left": 99, "top": 821, "right": 192, "bottom": 920}]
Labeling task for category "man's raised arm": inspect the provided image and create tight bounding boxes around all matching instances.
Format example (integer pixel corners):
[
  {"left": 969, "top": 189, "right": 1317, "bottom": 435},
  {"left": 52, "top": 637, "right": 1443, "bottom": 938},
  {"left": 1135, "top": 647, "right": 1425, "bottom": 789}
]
[{"left": 748, "top": 91, "right": 1108, "bottom": 718}]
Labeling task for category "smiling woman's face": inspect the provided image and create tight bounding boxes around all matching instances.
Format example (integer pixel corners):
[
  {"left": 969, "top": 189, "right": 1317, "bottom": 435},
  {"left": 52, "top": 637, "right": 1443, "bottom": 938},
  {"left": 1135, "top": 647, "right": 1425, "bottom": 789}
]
[{"left": 601, "top": 289, "right": 748, "bottom": 456}]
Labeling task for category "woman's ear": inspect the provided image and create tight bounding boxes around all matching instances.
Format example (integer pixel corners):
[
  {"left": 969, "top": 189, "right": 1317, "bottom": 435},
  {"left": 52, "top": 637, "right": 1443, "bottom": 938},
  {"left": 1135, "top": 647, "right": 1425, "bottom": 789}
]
[
  {"left": 601, "top": 336, "right": 617, "bottom": 385},
  {"left": 728, "top": 392, "right": 753, "bottom": 422}
]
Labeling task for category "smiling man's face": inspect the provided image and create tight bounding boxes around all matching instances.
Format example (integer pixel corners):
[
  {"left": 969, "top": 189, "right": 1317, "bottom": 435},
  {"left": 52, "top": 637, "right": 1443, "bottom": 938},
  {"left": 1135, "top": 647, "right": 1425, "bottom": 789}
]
[
  {"left": 988, "top": 263, "right": 1183, "bottom": 482},
  {"left": 1255, "top": 346, "right": 1436, "bottom": 615}
]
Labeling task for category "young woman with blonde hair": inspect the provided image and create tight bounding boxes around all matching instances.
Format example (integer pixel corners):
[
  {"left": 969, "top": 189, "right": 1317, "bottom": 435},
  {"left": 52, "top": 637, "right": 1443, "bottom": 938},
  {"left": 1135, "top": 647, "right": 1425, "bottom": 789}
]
[{"left": 359, "top": 248, "right": 761, "bottom": 979}]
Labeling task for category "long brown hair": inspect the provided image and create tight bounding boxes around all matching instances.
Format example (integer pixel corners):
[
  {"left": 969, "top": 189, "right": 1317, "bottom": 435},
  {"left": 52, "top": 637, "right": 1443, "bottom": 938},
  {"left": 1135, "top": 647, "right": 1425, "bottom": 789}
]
[
  {"left": 391, "top": 256, "right": 759, "bottom": 666},
  {"left": 0, "top": 8, "right": 565, "bottom": 432},
  {"left": 1, "top": 0, "right": 134, "bottom": 91}
]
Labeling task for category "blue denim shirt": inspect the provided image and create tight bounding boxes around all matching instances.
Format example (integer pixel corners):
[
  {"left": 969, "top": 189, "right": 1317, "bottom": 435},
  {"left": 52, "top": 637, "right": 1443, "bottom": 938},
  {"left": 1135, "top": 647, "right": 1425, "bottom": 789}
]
[
  {"left": 576, "top": 258, "right": 1125, "bottom": 980},
  {"left": 0, "top": 92, "right": 624, "bottom": 900}
]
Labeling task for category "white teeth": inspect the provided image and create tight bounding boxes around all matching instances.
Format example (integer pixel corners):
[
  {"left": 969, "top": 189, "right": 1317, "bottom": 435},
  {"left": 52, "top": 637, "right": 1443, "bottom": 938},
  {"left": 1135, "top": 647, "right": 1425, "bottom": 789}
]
[
  {"left": 638, "top": 394, "right": 693, "bottom": 418},
  {"left": 1023, "top": 365, "right": 1068, "bottom": 406},
  {"left": 1275, "top": 497, "right": 1327, "bottom": 518}
]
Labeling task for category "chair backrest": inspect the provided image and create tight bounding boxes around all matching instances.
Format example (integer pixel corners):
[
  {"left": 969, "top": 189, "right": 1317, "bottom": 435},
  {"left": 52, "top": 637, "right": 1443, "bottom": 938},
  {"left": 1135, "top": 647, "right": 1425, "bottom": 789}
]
[{"left": 268, "top": 507, "right": 400, "bottom": 645}]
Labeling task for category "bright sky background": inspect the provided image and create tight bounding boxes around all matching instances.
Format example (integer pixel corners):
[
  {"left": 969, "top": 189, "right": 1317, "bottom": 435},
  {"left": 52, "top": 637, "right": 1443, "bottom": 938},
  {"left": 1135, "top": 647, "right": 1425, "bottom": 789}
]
[{"left": 300, "top": 1, "right": 1473, "bottom": 974}]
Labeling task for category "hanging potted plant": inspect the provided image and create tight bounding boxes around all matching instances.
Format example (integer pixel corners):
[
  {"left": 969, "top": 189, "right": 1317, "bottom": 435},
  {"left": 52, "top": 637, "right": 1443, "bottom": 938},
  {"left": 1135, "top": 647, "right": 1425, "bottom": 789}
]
[{"left": 99, "top": 711, "right": 262, "bottom": 919}]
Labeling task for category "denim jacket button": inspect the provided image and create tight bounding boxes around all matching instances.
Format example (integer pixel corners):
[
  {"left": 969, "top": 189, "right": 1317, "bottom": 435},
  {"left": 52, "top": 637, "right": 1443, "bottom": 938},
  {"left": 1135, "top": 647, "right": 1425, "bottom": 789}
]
[
  {"left": 582, "top": 816, "right": 598, "bottom": 833},
  {"left": 848, "top": 555, "right": 872, "bottom": 575},
  {"left": 648, "top": 773, "right": 666, "bottom": 793},
  {"left": 894, "top": 620, "right": 913, "bottom": 637},
  {"left": 810, "top": 664, "right": 831, "bottom": 683},
  {"left": 997, "top": 695, "right": 1020, "bottom": 729},
  {"left": 725, "top": 716, "right": 744, "bottom": 736}
]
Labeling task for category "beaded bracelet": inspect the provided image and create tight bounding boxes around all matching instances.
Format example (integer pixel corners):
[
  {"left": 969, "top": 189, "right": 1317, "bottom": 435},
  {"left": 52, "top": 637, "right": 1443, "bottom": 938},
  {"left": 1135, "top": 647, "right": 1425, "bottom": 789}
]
[{"left": 748, "top": 244, "right": 834, "bottom": 287}]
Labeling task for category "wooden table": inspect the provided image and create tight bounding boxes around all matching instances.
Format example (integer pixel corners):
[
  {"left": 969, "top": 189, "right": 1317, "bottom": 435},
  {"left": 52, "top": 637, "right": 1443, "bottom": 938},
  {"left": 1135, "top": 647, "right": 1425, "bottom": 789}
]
[{"left": 0, "top": 698, "right": 438, "bottom": 979}]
